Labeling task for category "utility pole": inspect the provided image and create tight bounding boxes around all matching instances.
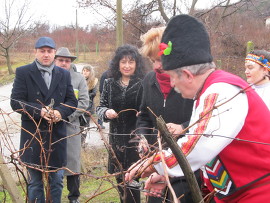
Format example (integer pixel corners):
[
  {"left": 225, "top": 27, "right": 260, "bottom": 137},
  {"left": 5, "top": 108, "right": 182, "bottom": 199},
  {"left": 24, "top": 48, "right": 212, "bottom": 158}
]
[{"left": 116, "top": 0, "right": 123, "bottom": 47}]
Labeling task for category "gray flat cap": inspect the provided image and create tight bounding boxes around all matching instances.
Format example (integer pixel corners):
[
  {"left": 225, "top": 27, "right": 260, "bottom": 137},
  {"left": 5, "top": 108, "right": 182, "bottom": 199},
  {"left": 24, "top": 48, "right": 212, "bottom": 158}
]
[{"left": 35, "top": 37, "right": 56, "bottom": 49}]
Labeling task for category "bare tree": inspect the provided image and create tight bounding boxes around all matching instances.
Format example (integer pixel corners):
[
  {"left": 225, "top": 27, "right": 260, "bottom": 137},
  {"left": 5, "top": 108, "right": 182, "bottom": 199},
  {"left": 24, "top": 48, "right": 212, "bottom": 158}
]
[
  {"left": 76, "top": 0, "right": 267, "bottom": 53},
  {"left": 157, "top": 0, "right": 170, "bottom": 22},
  {"left": 77, "top": 0, "right": 257, "bottom": 25},
  {"left": 189, "top": 0, "right": 199, "bottom": 15},
  {"left": 0, "top": 0, "right": 36, "bottom": 75},
  {"left": 75, "top": 0, "right": 214, "bottom": 28}
]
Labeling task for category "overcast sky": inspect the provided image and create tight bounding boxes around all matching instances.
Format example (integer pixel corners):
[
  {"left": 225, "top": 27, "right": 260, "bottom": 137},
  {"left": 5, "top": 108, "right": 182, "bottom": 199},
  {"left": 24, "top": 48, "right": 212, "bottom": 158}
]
[
  {"left": 30, "top": 0, "right": 212, "bottom": 28},
  {"left": 28, "top": 0, "right": 240, "bottom": 28},
  {"left": 31, "top": 0, "right": 97, "bottom": 28}
]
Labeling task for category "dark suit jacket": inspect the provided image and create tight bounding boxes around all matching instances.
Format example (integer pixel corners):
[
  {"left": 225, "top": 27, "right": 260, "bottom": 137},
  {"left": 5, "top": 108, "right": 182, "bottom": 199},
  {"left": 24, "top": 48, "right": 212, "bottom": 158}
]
[{"left": 10, "top": 61, "right": 78, "bottom": 168}]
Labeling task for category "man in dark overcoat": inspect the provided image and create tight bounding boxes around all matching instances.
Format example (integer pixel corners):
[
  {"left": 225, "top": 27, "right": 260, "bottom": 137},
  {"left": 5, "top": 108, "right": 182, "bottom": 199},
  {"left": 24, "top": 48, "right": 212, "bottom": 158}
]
[{"left": 10, "top": 37, "right": 77, "bottom": 203}]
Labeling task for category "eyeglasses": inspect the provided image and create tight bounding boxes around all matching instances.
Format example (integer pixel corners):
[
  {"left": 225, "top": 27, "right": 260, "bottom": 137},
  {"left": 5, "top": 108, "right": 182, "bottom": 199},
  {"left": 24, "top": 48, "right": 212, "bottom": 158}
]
[{"left": 56, "top": 58, "right": 71, "bottom": 63}]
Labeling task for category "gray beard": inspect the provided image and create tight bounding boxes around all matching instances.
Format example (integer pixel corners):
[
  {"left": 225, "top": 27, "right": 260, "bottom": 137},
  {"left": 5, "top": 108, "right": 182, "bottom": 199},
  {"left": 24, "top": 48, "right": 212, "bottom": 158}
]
[{"left": 174, "top": 87, "right": 181, "bottom": 94}]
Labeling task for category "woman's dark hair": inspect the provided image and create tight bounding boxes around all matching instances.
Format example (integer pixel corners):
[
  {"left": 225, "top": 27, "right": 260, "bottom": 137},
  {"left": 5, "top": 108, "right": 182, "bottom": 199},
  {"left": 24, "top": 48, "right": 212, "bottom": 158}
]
[
  {"left": 250, "top": 50, "right": 270, "bottom": 61},
  {"left": 109, "top": 44, "right": 145, "bottom": 80}
]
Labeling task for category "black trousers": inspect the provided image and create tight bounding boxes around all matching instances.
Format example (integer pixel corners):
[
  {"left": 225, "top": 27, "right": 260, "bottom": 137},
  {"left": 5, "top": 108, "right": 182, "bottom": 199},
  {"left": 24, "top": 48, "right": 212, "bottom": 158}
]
[
  {"left": 67, "top": 175, "right": 80, "bottom": 201},
  {"left": 116, "top": 177, "right": 140, "bottom": 203}
]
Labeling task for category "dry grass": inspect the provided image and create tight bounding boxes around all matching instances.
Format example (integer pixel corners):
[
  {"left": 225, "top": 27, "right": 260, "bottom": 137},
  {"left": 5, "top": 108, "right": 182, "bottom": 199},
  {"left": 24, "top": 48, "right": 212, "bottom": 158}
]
[
  {"left": 62, "top": 147, "right": 121, "bottom": 202},
  {"left": 0, "top": 148, "right": 121, "bottom": 203}
]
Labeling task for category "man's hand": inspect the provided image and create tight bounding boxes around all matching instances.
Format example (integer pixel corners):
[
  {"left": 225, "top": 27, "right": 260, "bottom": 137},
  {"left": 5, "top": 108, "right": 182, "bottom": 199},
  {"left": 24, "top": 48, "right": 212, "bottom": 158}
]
[
  {"left": 105, "top": 109, "right": 118, "bottom": 119},
  {"left": 137, "top": 135, "right": 149, "bottom": 158},
  {"left": 41, "top": 108, "right": 62, "bottom": 123},
  {"left": 41, "top": 107, "right": 52, "bottom": 121},
  {"left": 166, "top": 123, "right": 184, "bottom": 137},
  {"left": 144, "top": 173, "right": 167, "bottom": 197},
  {"left": 51, "top": 110, "right": 62, "bottom": 123},
  {"left": 125, "top": 159, "right": 154, "bottom": 182}
]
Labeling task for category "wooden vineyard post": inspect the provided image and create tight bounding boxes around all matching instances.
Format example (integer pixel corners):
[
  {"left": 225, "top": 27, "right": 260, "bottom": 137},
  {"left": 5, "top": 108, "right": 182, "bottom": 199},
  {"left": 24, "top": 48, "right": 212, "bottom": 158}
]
[
  {"left": 156, "top": 116, "right": 204, "bottom": 203},
  {"left": 0, "top": 155, "right": 24, "bottom": 202}
]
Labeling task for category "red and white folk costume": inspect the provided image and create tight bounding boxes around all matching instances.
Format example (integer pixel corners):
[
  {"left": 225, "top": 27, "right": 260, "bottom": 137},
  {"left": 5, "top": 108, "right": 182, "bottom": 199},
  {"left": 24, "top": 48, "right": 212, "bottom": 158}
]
[{"left": 151, "top": 70, "right": 270, "bottom": 202}]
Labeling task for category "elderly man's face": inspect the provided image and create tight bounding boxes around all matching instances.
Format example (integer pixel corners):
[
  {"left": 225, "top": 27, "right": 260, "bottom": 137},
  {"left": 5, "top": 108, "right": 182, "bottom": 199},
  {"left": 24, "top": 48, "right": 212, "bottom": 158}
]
[
  {"left": 166, "top": 69, "right": 195, "bottom": 99},
  {"left": 35, "top": 47, "right": 56, "bottom": 67},
  {"left": 55, "top": 57, "right": 72, "bottom": 70}
]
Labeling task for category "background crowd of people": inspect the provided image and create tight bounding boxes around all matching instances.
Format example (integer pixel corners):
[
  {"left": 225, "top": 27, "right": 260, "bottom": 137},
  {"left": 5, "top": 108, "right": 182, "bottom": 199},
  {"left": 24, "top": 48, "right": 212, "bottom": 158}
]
[{"left": 10, "top": 13, "right": 270, "bottom": 203}]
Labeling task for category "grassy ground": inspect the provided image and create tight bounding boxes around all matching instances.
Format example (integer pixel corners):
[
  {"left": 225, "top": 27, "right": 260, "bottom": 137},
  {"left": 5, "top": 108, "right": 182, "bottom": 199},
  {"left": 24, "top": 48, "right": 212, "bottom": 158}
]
[
  {"left": 0, "top": 146, "right": 147, "bottom": 202},
  {"left": 0, "top": 52, "right": 33, "bottom": 85},
  {"left": 0, "top": 147, "right": 121, "bottom": 202},
  {"left": 62, "top": 147, "right": 121, "bottom": 202}
]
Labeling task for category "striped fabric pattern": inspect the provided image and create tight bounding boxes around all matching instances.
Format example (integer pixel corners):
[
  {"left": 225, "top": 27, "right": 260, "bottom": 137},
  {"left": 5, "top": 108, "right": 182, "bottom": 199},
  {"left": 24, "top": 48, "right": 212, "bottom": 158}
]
[
  {"left": 182, "top": 93, "right": 218, "bottom": 155},
  {"left": 205, "top": 157, "right": 234, "bottom": 197}
]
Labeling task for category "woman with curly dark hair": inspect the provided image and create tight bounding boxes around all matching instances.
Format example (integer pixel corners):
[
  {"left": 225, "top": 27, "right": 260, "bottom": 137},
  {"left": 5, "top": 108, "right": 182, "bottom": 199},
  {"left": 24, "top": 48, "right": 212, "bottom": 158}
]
[{"left": 96, "top": 44, "right": 145, "bottom": 203}]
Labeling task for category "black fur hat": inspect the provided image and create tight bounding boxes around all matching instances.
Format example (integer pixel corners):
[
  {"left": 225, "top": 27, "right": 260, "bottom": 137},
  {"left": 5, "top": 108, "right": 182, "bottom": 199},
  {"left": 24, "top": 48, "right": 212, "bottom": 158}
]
[{"left": 161, "top": 15, "right": 213, "bottom": 71}]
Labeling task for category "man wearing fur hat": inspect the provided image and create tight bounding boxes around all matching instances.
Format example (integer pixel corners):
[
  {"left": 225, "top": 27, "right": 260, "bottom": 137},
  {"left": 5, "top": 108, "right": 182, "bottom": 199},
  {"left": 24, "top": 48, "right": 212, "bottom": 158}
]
[
  {"left": 126, "top": 15, "right": 270, "bottom": 202},
  {"left": 55, "top": 47, "right": 89, "bottom": 203}
]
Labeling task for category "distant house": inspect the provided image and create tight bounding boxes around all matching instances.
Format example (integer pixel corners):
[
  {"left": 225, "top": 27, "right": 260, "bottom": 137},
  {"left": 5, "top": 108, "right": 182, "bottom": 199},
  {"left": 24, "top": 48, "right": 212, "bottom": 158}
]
[{"left": 266, "top": 16, "right": 270, "bottom": 28}]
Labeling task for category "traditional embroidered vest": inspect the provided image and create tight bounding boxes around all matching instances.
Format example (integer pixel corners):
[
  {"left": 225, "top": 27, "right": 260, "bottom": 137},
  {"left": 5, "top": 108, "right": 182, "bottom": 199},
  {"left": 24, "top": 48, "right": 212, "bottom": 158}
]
[{"left": 198, "top": 70, "right": 270, "bottom": 199}]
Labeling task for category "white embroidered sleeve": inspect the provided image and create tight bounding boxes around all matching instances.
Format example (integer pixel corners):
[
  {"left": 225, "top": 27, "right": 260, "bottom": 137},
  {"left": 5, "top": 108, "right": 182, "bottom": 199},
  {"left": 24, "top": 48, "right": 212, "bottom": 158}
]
[{"left": 153, "top": 83, "right": 249, "bottom": 177}]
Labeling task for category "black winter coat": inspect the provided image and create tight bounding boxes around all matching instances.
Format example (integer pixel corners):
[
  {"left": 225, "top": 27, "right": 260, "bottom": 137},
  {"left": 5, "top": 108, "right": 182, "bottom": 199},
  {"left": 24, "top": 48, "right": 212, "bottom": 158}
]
[
  {"left": 96, "top": 77, "right": 143, "bottom": 173},
  {"left": 10, "top": 62, "right": 77, "bottom": 168},
  {"left": 136, "top": 71, "right": 194, "bottom": 145},
  {"left": 136, "top": 71, "right": 197, "bottom": 203}
]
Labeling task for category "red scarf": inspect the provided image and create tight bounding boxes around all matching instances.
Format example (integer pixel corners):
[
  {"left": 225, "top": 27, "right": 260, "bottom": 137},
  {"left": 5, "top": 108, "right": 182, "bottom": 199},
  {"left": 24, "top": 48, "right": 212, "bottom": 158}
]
[{"left": 155, "top": 70, "right": 172, "bottom": 99}]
